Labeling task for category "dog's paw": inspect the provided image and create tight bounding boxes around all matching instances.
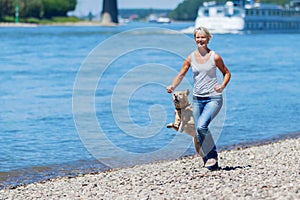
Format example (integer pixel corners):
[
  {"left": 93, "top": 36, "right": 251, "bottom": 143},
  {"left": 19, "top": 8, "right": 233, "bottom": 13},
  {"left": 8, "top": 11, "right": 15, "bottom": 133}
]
[{"left": 166, "top": 123, "right": 173, "bottom": 128}]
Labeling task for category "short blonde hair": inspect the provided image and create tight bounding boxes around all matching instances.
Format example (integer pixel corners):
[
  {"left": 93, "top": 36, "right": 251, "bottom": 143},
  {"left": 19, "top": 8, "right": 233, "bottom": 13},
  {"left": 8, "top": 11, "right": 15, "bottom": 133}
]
[{"left": 193, "top": 27, "right": 212, "bottom": 41}]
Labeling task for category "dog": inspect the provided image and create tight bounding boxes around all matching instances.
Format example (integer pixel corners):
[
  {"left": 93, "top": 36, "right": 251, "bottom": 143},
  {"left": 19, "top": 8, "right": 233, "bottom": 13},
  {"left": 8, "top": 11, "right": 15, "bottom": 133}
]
[{"left": 166, "top": 89, "right": 202, "bottom": 156}]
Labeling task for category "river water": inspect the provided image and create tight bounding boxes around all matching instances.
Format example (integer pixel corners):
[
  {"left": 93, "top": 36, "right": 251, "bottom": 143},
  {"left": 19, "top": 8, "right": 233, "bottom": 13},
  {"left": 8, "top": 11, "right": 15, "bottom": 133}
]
[{"left": 0, "top": 22, "right": 299, "bottom": 188}]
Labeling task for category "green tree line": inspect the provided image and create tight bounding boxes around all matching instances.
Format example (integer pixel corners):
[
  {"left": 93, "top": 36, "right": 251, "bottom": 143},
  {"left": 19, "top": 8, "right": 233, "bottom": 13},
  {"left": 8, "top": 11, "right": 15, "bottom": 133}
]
[
  {"left": 169, "top": 0, "right": 291, "bottom": 21},
  {"left": 0, "top": 0, "right": 76, "bottom": 21}
]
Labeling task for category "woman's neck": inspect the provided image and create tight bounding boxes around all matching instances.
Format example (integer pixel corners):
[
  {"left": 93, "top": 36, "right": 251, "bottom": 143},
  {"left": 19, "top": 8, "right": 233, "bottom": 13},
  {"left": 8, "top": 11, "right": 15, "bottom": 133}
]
[{"left": 197, "top": 47, "right": 210, "bottom": 56}]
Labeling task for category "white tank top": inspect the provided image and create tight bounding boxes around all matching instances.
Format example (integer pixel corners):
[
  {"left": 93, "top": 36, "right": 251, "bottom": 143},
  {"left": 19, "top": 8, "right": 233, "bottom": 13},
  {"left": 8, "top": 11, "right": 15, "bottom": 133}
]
[{"left": 190, "top": 50, "right": 220, "bottom": 97}]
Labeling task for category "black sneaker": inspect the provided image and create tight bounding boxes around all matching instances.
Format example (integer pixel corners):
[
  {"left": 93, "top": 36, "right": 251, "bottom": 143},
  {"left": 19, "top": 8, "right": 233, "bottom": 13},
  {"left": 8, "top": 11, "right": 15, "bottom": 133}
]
[
  {"left": 204, "top": 158, "right": 217, "bottom": 167},
  {"left": 204, "top": 158, "right": 219, "bottom": 171},
  {"left": 206, "top": 162, "right": 220, "bottom": 171}
]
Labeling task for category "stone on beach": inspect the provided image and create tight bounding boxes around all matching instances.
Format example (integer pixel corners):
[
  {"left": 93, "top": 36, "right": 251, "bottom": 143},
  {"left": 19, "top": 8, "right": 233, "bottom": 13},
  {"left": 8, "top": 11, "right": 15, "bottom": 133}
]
[{"left": 0, "top": 138, "right": 299, "bottom": 199}]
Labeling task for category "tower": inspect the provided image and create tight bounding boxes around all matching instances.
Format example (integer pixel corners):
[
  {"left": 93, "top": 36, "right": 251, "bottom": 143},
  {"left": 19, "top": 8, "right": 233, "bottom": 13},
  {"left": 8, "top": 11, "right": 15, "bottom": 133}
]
[{"left": 101, "top": 0, "right": 118, "bottom": 24}]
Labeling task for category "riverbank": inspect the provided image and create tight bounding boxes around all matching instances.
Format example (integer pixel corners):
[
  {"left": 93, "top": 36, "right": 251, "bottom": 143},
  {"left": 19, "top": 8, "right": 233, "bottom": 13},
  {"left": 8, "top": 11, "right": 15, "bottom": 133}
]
[
  {"left": 0, "top": 22, "right": 38, "bottom": 27},
  {"left": 0, "top": 137, "right": 299, "bottom": 199},
  {"left": 0, "top": 21, "right": 120, "bottom": 27}
]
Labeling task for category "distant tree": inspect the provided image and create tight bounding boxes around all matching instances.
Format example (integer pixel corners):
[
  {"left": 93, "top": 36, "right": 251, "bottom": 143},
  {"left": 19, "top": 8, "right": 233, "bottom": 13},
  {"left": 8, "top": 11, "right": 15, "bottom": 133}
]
[
  {"left": 169, "top": 0, "right": 203, "bottom": 21},
  {"left": 41, "top": 0, "right": 76, "bottom": 18},
  {"left": 0, "top": 0, "right": 76, "bottom": 21},
  {"left": 26, "top": 0, "right": 44, "bottom": 18},
  {"left": 0, "top": 0, "right": 14, "bottom": 19},
  {"left": 18, "top": 0, "right": 44, "bottom": 19},
  {"left": 169, "top": 0, "right": 291, "bottom": 21}
]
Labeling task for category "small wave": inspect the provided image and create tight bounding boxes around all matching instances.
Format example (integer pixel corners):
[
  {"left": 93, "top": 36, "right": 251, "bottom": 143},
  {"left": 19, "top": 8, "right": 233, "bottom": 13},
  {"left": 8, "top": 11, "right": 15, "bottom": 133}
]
[{"left": 0, "top": 159, "right": 110, "bottom": 190}]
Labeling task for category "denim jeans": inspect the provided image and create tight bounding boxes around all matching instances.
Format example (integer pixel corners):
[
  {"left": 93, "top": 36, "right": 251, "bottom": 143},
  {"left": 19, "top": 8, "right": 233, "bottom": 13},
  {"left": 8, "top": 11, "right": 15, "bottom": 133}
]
[{"left": 192, "top": 95, "right": 223, "bottom": 162}]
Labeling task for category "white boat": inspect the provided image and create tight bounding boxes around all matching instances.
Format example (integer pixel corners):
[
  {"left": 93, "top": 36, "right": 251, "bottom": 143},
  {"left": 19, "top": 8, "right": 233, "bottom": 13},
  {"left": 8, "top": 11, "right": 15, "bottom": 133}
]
[
  {"left": 156, "top": 17, "right": 172, "bottom": 24},
  {"left": 195, "top": 1, "right": 245, "bottom": 33},
  {"left": 183, "top": 0, "right": 300, "bottom": 33},
  {"left": 148, "top": 14, "right": 172, "bottom": 24}
]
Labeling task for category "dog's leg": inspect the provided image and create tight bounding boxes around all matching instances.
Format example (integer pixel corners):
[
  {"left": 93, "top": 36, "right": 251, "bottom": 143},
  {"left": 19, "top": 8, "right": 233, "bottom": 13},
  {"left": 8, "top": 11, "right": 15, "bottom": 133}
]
[
  {"left": 173, "top": 109, "right": 181, "bottom": 130},
  {"left": 166, "top": 110, "right": 179, "bottom": 131},
  {"left": 193, "top": 136, "right": 202, "bottom": 156},
  {"left": 179, "top": 109, "right": 188, "bottom": 132}
]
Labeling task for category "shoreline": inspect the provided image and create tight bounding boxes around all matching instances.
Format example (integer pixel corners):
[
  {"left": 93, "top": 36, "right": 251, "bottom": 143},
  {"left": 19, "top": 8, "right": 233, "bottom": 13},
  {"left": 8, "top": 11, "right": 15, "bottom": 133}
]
[
  {"left": 0, "top": 136, "right": 299, "bottom": 199},
  {"left": 0, "top": 21, "right": 121, "bottom": 27},
  {"left": 1, "top": 132, "right": 299, "bottom": 190},
  {"left": 219, "top": 131, "right": 300, "bottom": 151}
]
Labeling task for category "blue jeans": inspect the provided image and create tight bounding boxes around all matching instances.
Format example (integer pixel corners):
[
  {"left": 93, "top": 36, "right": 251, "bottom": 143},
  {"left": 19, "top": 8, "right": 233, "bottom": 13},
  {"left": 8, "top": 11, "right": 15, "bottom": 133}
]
[{"left": 193, "top": 95, "right": 223, "bottom": 162}]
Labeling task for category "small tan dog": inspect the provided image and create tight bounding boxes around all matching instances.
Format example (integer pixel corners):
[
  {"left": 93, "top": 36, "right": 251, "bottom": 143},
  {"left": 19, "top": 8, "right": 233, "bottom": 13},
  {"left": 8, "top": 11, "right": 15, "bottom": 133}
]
[{"left": 167, "top": 89, "right": 202, "bottom": 156}]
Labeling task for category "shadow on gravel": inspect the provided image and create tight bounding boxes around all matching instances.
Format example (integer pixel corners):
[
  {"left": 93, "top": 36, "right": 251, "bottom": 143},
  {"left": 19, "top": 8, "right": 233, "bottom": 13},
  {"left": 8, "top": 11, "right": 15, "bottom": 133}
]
[{"left": 221, "top": 165, "right": 252, "bottom": 171}]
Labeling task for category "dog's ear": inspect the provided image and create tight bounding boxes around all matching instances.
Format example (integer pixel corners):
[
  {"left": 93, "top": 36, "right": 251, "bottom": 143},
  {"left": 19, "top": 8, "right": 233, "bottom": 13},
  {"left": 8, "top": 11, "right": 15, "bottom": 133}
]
[{"left": 186, "top": 89, "right": 190, "bottom": 96}]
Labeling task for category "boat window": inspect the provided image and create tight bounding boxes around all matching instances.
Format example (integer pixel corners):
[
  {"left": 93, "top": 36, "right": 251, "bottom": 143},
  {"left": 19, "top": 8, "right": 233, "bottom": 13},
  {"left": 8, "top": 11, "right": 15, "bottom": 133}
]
[
  {"left": 282, "top": 11, "right": 287, "bottom": 16},
  {"left": 204, "top": 9, "right": 209, "bottom": 16},
  {"left": 217, "top": 9, "right": 223, "bottom": 14},
  {"left": 234, "top": 9, "right": 240, "bottom": 15}
]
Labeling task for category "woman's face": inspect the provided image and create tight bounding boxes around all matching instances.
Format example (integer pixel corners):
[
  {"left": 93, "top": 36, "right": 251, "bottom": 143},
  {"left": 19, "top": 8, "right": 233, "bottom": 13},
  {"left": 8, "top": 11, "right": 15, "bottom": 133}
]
[{"left": 194, "top": 31, "right": 209, "bottom": 48}]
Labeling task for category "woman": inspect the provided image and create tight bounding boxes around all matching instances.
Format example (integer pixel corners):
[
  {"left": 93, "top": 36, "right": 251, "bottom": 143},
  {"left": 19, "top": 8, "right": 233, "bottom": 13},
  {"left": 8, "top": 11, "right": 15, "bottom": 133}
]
[{"left": 166, "top": 27, "right": 231, "bottom": 170}]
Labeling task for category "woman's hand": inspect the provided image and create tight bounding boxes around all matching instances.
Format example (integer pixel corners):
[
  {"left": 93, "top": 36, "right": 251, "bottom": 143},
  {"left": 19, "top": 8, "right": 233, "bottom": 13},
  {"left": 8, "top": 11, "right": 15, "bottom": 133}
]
[
  {"left": 166, "top": 85, "right": 175, "bottom": 93},
  {"left": 214, "top": 85, "right": 225, "bottom": 93}
]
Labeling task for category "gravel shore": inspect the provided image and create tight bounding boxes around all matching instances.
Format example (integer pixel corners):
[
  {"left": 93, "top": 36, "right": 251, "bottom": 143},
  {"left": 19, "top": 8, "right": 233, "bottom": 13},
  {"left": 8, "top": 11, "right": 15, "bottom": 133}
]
[{"left": 1, "top": 137, "right": 299, "bottom": 200}]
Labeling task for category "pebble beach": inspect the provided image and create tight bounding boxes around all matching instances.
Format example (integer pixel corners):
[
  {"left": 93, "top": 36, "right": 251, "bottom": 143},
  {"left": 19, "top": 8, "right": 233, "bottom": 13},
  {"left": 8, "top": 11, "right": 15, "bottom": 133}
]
[{"left": 1, "top": 137, "right": 299, "bottom": 200}]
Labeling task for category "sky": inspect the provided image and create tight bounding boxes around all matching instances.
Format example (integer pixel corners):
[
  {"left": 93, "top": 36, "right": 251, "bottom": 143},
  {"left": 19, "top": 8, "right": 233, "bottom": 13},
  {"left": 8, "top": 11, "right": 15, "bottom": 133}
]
[{"left": 72, "top": 0, "right": 184, "bottom": 16}]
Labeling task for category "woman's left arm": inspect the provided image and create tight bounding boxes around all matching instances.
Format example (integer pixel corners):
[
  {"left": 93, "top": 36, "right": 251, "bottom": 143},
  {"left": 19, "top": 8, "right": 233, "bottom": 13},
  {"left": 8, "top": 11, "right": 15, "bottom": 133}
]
[{"left": 214, "top": 53, "right": 231, "bottom": 93}]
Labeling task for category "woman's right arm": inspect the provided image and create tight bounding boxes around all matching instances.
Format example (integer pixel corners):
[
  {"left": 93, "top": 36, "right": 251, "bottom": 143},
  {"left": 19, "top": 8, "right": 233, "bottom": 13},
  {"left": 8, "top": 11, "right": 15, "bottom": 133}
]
[{"left": 166, "top": 56, "right": 191, "bottom": 93}]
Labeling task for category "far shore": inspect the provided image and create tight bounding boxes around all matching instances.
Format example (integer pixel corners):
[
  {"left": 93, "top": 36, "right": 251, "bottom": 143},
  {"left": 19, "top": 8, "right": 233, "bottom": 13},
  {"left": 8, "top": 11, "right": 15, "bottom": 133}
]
[{"left": 0, "top": 21, "right": 121, "bottom": 27}]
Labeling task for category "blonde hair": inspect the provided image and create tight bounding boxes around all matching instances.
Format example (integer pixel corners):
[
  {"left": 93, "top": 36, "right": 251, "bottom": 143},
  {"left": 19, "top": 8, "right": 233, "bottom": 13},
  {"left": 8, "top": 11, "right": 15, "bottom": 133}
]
[{"left": 193, "top": 27, "right": 212, "bottom": 41}]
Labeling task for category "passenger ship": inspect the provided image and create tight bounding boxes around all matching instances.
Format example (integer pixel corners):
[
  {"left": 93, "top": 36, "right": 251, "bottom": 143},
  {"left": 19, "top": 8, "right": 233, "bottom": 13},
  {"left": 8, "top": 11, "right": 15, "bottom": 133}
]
[{"left": 191, "top": 0, "right": 300, "bottom": 33}]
